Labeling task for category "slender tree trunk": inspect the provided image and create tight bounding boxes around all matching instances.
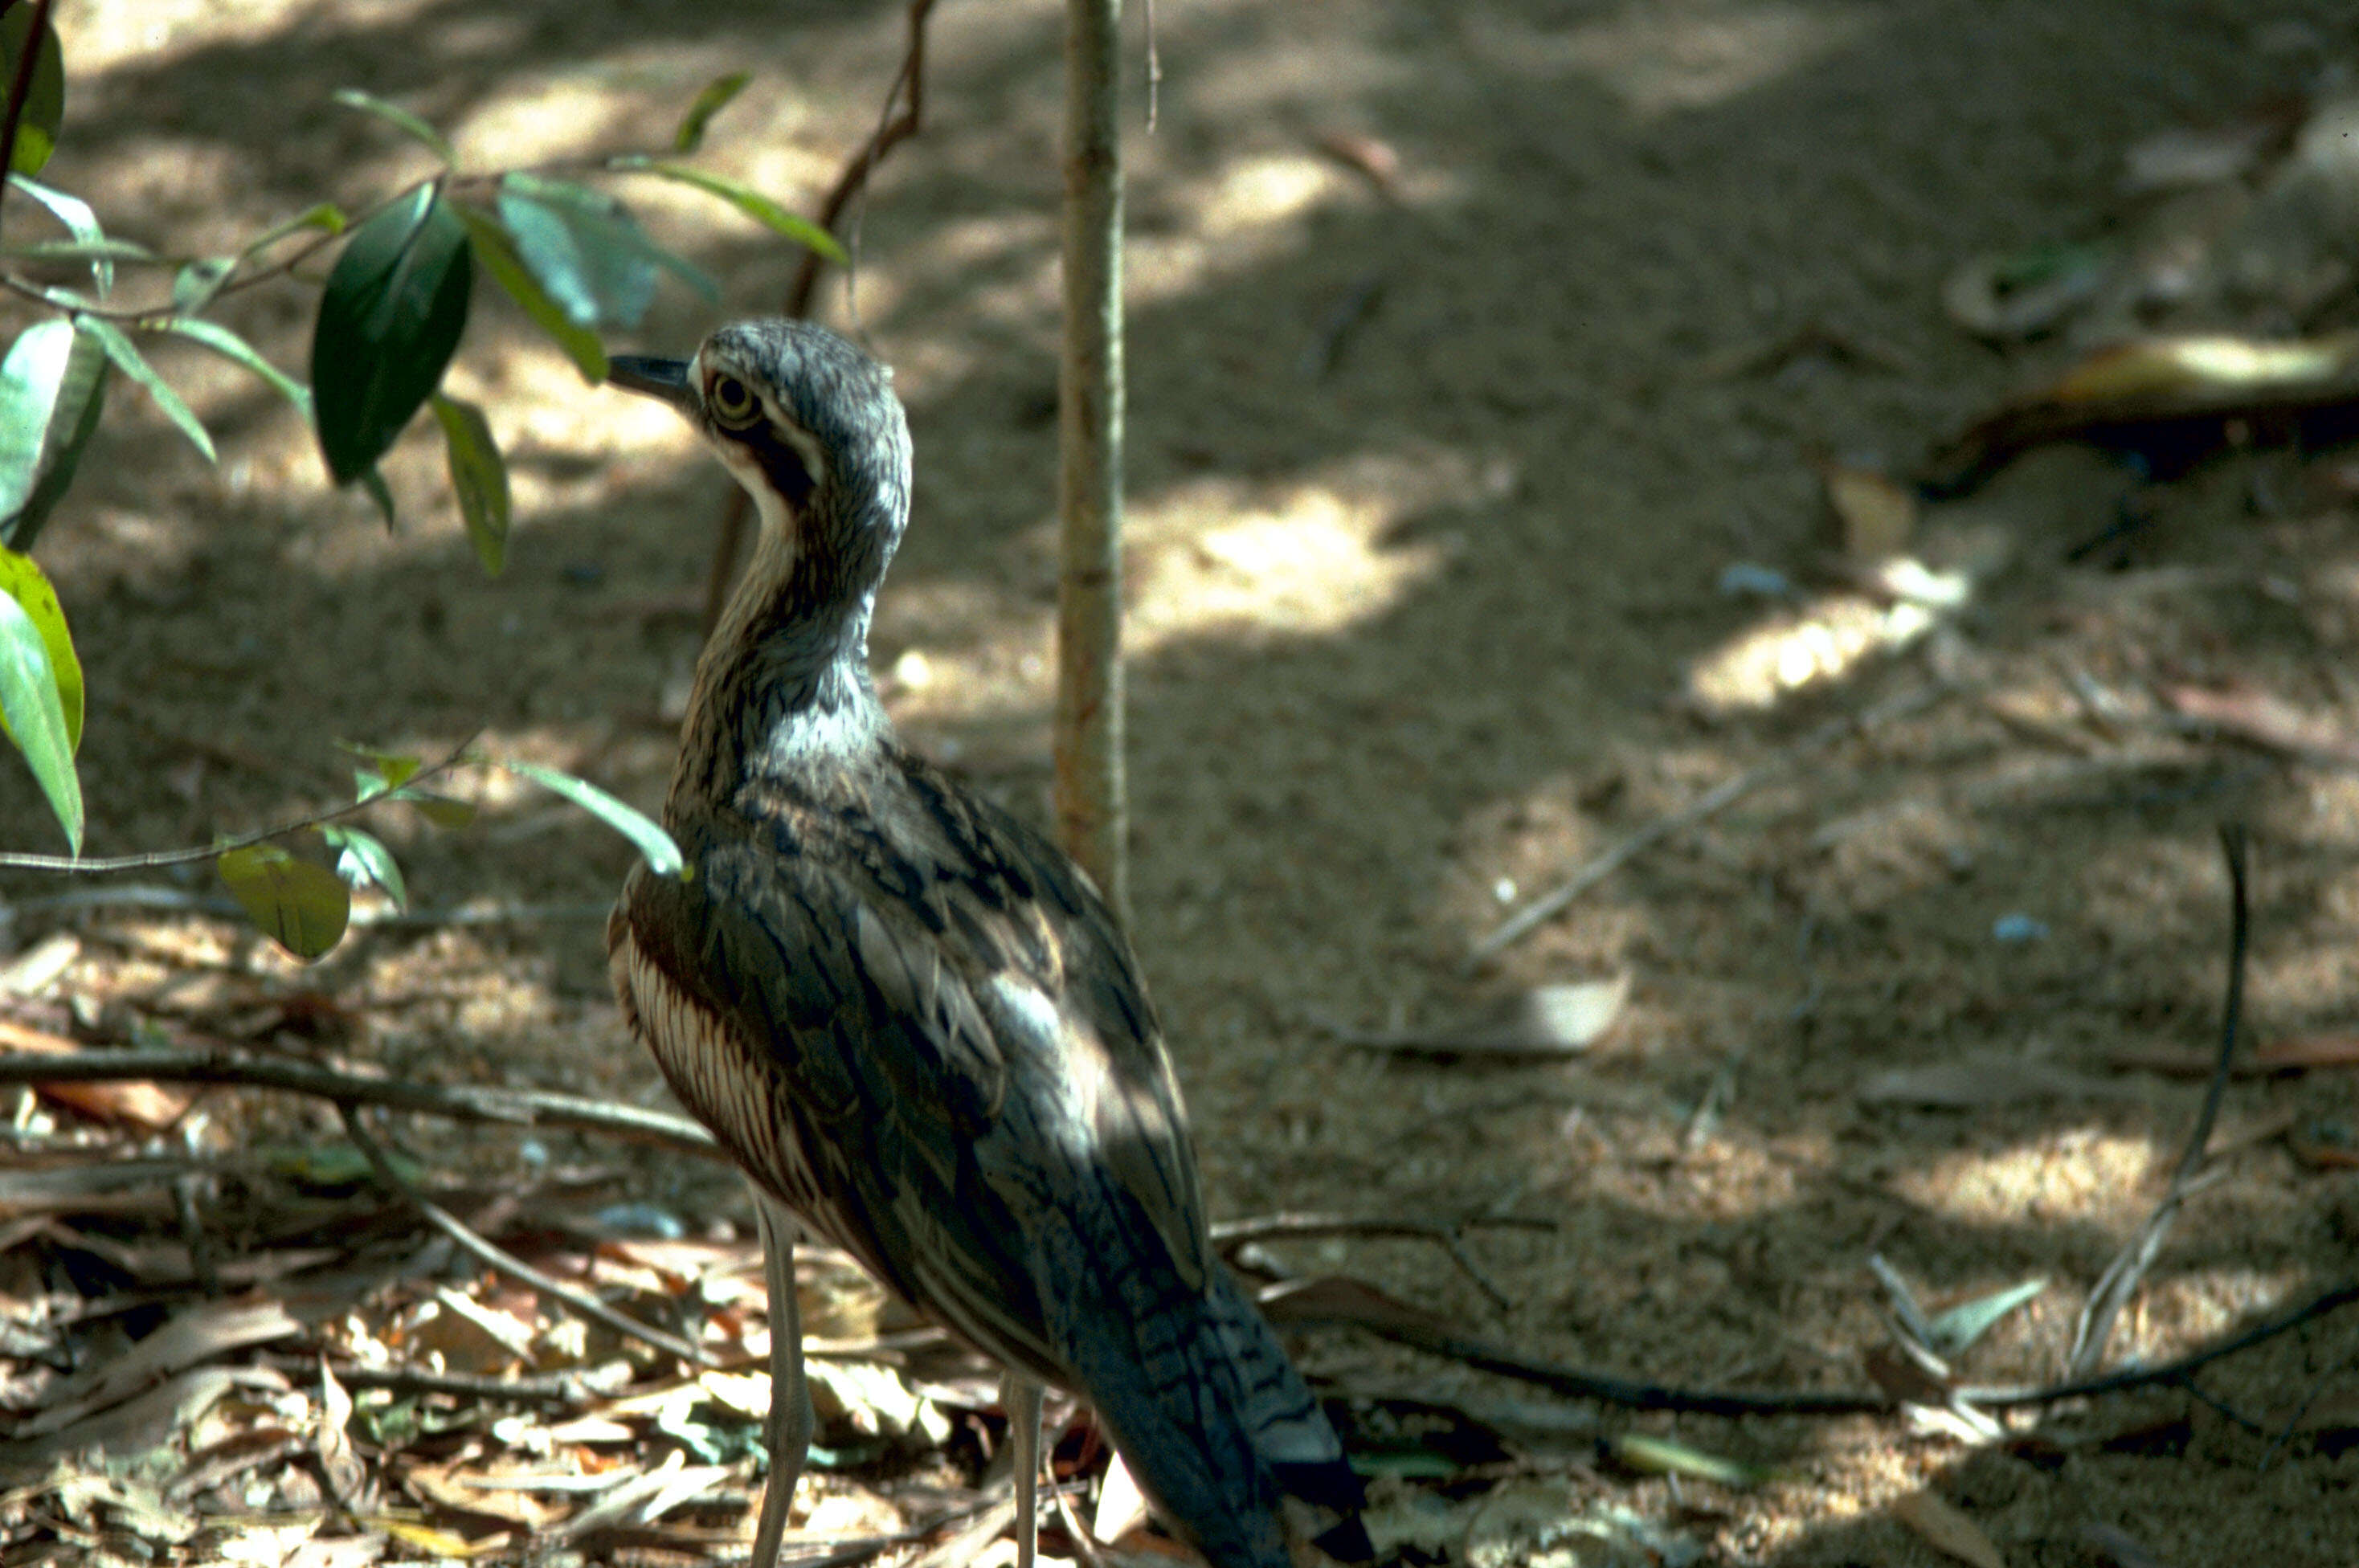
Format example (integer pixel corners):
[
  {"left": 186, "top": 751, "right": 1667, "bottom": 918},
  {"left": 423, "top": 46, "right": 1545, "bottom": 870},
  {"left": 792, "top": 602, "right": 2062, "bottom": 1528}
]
[{"left": 1056, "top": 0, "right": 1128, "bottom": 920}]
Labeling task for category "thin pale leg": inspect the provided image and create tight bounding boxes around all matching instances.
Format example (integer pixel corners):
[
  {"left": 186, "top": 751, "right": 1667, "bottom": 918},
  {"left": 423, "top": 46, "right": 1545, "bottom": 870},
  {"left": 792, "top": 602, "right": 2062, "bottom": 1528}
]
[
  {"left": 1003, "top": 1372, "right": 1043, "bottom": 1568},
  {"left": 750, "top": 1184, "right": 812, "bottom": 1568}
]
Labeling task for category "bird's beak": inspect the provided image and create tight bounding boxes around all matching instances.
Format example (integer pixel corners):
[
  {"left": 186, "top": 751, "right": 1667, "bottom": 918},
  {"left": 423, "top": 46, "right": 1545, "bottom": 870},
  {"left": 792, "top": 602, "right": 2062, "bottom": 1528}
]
[{"left": 607, "top": 355, "right": 698, "bottom": 415}]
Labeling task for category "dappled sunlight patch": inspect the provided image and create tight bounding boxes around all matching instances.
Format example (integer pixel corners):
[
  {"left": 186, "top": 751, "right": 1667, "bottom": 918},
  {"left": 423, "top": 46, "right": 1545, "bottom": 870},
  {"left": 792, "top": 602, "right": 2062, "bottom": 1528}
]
[
  {"left": 1126, "top": 452, "right": 1478, "bottom": 650},
  {"left": 1465, "top": 0, "right": 1871, "bottom": 116},
  {"left": 1891, "top": 1129, "right": 2161, "bottom": 1234}
]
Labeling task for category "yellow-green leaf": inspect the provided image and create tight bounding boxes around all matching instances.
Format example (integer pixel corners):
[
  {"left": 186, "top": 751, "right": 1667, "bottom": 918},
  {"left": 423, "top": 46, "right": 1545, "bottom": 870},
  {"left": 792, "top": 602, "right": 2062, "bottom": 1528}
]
[
  {"left": 673, "top": 71, "right": 750, "bottom": 153},
  {"left": 428, "top": 392, "right": 509, "bottom": 575},
  {"left": 330, "top": 88, "right": 456, "bottom": 165},
  {"left": 321, "top": 823, "right": 407, "bottom": 909},
  {"left": 218, "top": 843, "right": 351, "bottom": 960},
  {"left": 0, "top": 8, "right": 66, "bottom": 177},
  {"left": 608, "top": 157, "right": 844, "bottom": 261},
  {"left": 0, "top": 578, "right": 80, "bottom": 853},
  {"left": 454, "top": 204, "right": 606, "bottom": 384},
  {"left": 0, "top": 547, "right": 80, "bottom": 753},
  {"left": 502, "top": 759, "right": 681, "bottom": 875}
]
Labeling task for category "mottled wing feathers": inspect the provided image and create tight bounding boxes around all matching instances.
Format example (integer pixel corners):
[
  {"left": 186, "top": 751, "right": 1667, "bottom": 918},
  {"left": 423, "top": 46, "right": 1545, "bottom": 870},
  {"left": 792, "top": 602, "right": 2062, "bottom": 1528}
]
[{"left": 611, "top": 745, "right": 1212, "bottom": 1381}]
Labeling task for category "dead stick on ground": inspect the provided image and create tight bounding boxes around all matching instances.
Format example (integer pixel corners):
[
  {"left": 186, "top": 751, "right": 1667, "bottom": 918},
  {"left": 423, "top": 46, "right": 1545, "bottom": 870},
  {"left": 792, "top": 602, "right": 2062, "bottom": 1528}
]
[
  {"left": 1470, "top": 682, "right": 1954, "bottom": 966},
  {"left": 2067, "top": 823, "right": 2250, "bottom": 1379},
  {"left": 702, "top": 0, "right": 941, "bottom": 633},
  {"left": 0, "top": 1048, "right": 719, "bottom": 1156},
  {"left": 1213, "top": 1211, "right": 1551, "bottom": 1311},
  {"left": 337, "top": 1104, "right": 712, "bottom": 1367}
]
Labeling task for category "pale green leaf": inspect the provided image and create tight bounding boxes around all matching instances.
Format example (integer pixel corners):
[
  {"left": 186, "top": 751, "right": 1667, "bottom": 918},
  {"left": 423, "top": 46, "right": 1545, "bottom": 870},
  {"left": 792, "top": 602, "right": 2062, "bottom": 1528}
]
[
  {"left": 453, "top": 203, "right": 606, "bottom": 383},
  {"left": 358, "top": 467, "right": 397, "bottom": 530},
  {"left": 76, "top": 316, "right": 215, "bottom": 463},
  {"left": 217, "top": 843, "right": 350, "bottom": 959},
  {"left": 0, "top": 319, "right": 108, "bottom": 549},
  {"left": 427, "top": 392, "right": 509, "bottom": 575},
  {"left": 156, "top": 317, "right": 313, "bottom": 420},
  {"left": 501, "top": 759, "right": 681, "bottom": 875},
  {"left": 330, "top": 88, "right": 456, "bottom": 165},
  {"left": 171, "top": 256, "right": 237, "bottom": 316},
  {"left": 320, "top": 824, "right": 407, "bottom": 909},
  {"left": 1927, "top": 1278, "right": 2048, "bottom": 1358},
  {"left": 243, "top": 202, "right": 346, "bottom": 255},
  {"left": 8, "top": 174, "right": 111, "bottom": 296}
]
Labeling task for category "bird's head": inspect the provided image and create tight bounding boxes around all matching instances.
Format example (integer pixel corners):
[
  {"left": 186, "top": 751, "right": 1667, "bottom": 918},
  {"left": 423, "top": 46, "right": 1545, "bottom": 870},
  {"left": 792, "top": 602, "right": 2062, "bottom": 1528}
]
[{"left": 610, "top": 320, "right": 913, "bottom": 597}]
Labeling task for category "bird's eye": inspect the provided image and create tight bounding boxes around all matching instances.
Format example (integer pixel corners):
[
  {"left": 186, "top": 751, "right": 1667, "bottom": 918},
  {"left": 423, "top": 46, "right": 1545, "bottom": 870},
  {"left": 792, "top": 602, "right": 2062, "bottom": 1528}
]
[{"left": 708, "top": 374, "right": 759, "bottom": 427}]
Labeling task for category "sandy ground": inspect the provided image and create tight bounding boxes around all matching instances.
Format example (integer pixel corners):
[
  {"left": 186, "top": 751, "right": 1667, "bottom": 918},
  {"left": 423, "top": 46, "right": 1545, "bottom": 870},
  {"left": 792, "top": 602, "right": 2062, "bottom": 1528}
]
[{"left": 7, "top": 0, "right": 2359, "bottom": 1562}]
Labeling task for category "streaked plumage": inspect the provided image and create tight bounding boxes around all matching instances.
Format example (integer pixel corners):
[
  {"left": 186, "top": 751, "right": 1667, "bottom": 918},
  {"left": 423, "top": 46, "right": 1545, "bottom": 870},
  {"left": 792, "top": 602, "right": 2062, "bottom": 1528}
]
[{"left": 602, "top": 321, "right": 1365, "bottom": 1567}]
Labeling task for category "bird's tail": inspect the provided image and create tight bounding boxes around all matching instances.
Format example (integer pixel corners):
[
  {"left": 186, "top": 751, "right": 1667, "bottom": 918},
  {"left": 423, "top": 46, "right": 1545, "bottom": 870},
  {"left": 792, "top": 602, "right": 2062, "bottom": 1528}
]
[{"left": 1053, "top": 1253, "right": 1368, "bottom": 1568}]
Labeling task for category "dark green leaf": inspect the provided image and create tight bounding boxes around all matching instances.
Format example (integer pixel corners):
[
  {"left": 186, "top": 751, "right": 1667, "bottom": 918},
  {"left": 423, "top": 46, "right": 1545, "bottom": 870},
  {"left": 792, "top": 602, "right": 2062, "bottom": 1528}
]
[
  {"left": 501, "top": 759, "right": 681, "bottom": 875},
  {"left": 0, "top": 580, "right": 80, "bottom": 853},
  {"left": 0, "top": 546, "right": 80, "bottom": 753},
  {"left": 310, "top": 185, "right": 472, "bottom": 486},
  {"left": 9, "top": 174, "right": 110, "bottom": 296},
  {"left": 427, "top": 391, "right": 509, "bottom": 575},
  {"left": 320, "top": 824, "right": 407, "bottom": 909},
  {"left": 607, "top": 157, "right": 844, "bottom": 260},
  {"left": 453, "top": 204, "right": 605, "bottom": 383},
  {"left": 330, "top": 88, "right": 456, "bottom": 165},
  {"left": 0, "top": 8, "right": 65, "bottom": 177},
  {"left": 76, "top": 316, "right": 215, "bottom": 463},
  {"left": 672, "top": 71, "right": 750, "bottom": 153},
  {"left": 358, "top": 467, "right": 397, "bottom": 530},
  {"left": 217, "top": 843, "right": 350, "bottom": 960},
  {"left": 0, "top": 319, "right": 108, "bottom": 550},
  {"left": 496, "top": 172, "right": 715, "bottom": 331},
  {"left": 157, "top": 317, "right": 312, "bottom": 420},
  {"left": 390, "top": 788, "right": 475, "bottom": 830},
  {"left": 171, "top": 255, "right": 237, "bottom": 316}
]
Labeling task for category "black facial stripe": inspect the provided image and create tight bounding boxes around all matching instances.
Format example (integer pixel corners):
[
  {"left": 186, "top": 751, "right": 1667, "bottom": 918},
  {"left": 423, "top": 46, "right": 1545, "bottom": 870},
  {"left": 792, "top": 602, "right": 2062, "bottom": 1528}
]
[{"left": 728, "top": 419, "right": 817, "bottom": 508}]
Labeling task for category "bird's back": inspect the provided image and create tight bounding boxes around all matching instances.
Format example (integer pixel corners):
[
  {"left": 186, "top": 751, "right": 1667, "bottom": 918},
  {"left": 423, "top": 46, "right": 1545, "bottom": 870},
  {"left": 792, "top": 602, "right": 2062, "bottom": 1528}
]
[{"left": 609, "top": 745, "right": 1364, "bottom": 1566}]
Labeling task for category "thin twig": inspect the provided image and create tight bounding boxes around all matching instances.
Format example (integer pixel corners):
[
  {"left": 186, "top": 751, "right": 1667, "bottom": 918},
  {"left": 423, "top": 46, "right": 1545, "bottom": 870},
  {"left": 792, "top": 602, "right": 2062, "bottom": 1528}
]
[
  {"left": 0, "top": 0, "right": 57, "bottom": 247},
  {"left": 701, "top": 0, "right": 942, "bottom": 635},
  {"left": 0, "top": 1047, "right": 719, "bottom": 1156},
  {"left": 3, "top": 883, "right": 611, "bottom": 928},
  {"left": 1470, "top": 682, "right": 1953, "bottom": 965},
  {"left": 255, "top": 1353, "right": 630, "bottom": 1409},
  {"left": 2066, "top": 823, "right": 2249, "bottom": 1378},
  {"left": 0, "top": 735, "right": 478, "bottom": 874},
  {"left": 337, "top": 1103, "right": 712, "bottom": 1367},
  {"left": 1212, "top": 1211, "right": 1552, "bottom": 1312},
  {"left": 1293, "top": 1272, "right": 2359, "bottom": 1419}
]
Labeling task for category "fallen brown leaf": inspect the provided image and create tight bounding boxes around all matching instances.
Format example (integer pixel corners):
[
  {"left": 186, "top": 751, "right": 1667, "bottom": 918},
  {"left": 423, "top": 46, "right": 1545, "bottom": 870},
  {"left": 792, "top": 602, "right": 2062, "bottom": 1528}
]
[
  {"left": 0, "top": 1015, "right": 194, "bottom": 1129},
  {"left": 1894, "top": 1489, "right": 2006, "bottom": 1568}
]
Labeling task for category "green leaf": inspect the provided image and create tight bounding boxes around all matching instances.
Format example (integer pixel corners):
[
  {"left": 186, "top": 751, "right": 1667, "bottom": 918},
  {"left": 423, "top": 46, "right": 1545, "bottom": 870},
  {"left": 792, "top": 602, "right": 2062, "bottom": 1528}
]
[
  {"left": 501, "top": 759, "right": 681, "bottom": 875},
  {"left": 330, "top": 88, "right": 456, "bottom": 165},
  {"left": 390, "top": 787, "right": 474, "bottom": 830},
  {"left": 310, "top": 185, "right": 472, "bottom": 485},
  {"left": 0, "top": 546, "right": 81, "bottom": 753},
  {"left": 452, "top": 204, "right": 605, "bottom": 383},
  {"left": 0, "top": 7, "right": 66, "bottom": 176},
  {"left": 1, "top": 238, "right": 157, "bottom": 263},
  {"left": 155, "top": 317, "right": 313, "bottom": 420},
  {"left": 358, "top": 466, "right": 396, "bottom": 530},
  {"left": 672, "top": 71, "right": 750, "bottom": 153},
  {"left": 339, "top": 743, "right": 422, "bottom": 800},
  {"left": 0, "top": 561, "right": 80, "bottom": 852},
  {"left": 496, "top": 172, "right": 715, "bottom": 332},
  {"left": 171, "top": 255, "right": 236, "bottom": 316},
  {"left": 427, "top": 391, "right": 509, "bottom": 575},
  {"left": 243, "top": 202, "right": 345, "bottom": 255},
  {"left": 217, "top": 843, "right": 350, "bottom": 960},
  {"left": 8, "top": 174, "right": 110, "bottom": 296},
  {"left": 0, "top": 319, "right": 108, "bottom": 551},
  {"left": 320, "top": 823, "right": 407, "bottom": 909},
  {"left": 76, "top": 316, "right": 215, "bottom": 464},
  {"left": 607, "top": 157, "right": 844, "bottom": 261},
  {"left": 1927, "top": 1278, "right": 2047, "bottom": 1358}
]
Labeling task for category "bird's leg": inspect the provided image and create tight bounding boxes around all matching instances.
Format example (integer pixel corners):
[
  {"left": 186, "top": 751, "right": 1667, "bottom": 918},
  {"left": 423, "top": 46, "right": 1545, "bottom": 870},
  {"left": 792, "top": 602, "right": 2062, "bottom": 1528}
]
[
  {"left": 1003, "top": 1372, "right": 1043, "bottom": 1568},
  {"left": 749, "top": 1184, "right": 812, "bottom": 1568}
]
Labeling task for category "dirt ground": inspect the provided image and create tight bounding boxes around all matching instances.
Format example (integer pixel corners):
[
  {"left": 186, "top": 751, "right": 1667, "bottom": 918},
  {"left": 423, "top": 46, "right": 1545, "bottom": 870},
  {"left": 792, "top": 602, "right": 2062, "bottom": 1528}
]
[{"left": 7, "top": 0, "right": 2359, "bottom": 1562}]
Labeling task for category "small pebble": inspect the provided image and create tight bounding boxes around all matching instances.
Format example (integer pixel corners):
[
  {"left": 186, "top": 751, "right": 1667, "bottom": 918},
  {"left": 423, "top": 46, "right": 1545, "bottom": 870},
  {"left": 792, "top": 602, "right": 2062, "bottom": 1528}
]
[{"left": 1992, "top": 913, "right": 2049, "bottom": 944}]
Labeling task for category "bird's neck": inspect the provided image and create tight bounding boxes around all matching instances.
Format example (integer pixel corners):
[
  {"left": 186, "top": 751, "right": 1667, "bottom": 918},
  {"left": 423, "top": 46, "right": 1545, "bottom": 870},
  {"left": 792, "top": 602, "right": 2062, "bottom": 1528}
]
[{"left": 667, "top": 492, "right": 890, "bottom": 819}]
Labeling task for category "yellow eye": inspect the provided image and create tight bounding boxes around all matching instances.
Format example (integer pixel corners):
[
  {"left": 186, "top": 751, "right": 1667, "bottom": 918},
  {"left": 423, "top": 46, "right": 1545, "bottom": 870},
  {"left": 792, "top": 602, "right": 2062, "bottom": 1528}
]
[{"left": 708, "top": 374, "right": 758, "bottom": 427}]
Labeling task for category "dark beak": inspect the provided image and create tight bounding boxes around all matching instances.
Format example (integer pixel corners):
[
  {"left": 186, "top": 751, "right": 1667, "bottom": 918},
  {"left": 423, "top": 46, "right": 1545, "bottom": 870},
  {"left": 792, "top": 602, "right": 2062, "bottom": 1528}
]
[{"left": 608, "top": 355, "right": 697, "bottom": 414}]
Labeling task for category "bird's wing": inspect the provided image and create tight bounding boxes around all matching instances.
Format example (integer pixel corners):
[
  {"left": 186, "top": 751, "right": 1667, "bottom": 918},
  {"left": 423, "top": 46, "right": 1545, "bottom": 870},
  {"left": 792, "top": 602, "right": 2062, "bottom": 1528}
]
[{"left": 611, "top": 766, "right": 1209, "bottom": 1380}]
